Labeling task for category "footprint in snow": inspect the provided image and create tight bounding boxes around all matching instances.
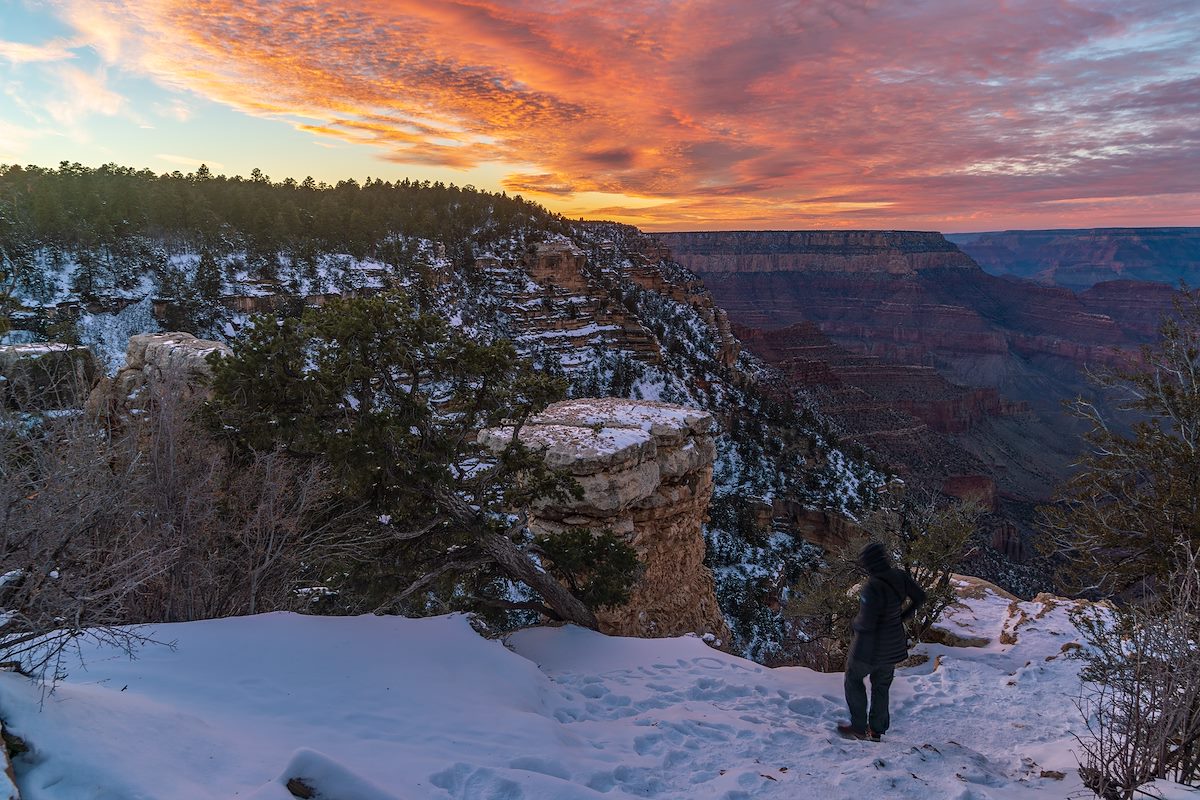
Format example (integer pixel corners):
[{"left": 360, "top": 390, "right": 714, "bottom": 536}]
[{"left": 430, "top": 763, "right": 524, "bottom": 800}]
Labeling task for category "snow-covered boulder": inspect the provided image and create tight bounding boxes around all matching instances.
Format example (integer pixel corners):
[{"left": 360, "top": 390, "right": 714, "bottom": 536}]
[
  {"left": 481, "top": 398, "right": 730, "bottom": 642},
  {"left": 0, "top": 342, "right": 97, "bottom": 410}
]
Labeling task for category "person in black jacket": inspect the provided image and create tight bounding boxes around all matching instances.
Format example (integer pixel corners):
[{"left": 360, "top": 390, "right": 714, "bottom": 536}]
[{"left": 838, "top": 541, "right": 927, "bottom": 741}]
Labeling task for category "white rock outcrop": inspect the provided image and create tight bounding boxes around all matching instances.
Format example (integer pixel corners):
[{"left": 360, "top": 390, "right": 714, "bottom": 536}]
[
  {"left": 87, "top": 332, "right": 231, "bottom": 420},
  {"left": 481, "top": 398, "right": 730, "bottom": 641}
]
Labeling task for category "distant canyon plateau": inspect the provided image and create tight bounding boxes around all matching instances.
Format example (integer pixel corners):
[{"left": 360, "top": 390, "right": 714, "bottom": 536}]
[{"left": 658, "top": 227, "right": 1199, "bottom": 543}]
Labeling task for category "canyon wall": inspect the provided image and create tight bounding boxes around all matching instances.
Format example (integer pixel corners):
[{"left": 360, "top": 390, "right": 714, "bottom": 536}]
[
  {"left": 659, "top": 230, "right": 976, "bottom": 275},
  {"left": 662, "top": 230, "right": 1179, "bottom": 509},
  {"left": 949, "top": 227, "right": 1200, "bottom": 289}
]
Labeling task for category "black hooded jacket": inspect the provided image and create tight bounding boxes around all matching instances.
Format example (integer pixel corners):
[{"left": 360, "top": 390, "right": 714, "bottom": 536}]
[{"left": 849, "top": 543, "right": 927, "bottom": 666}]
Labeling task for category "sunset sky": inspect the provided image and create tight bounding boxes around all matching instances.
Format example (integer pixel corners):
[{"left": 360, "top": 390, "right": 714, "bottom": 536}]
[{"left": 1, "top": 0, "right": 1197, "bottom": 231}]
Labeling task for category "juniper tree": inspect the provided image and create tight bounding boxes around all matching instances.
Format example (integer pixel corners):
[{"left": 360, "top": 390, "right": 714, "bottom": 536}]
[{"left": 205, "top": 292, "right": 637, "bottom": 628}]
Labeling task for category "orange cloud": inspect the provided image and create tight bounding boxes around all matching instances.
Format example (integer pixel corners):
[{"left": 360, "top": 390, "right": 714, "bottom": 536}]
[{"left": 51, "top": 0, "right": 1200, "bottom": 229}]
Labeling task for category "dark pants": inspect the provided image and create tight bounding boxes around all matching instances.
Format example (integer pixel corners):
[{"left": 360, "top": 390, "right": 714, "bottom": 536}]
[{"left": 844, "top": 659, "right": 896, "bottom": 734}]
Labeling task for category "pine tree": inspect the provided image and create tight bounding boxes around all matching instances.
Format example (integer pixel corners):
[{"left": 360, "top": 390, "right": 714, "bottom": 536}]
[
  {"left": 194, "top": 250, "right": 223, "bottom": 303},
  {"left": 205, "top": 292, "right": 638, "bottom": 627}
]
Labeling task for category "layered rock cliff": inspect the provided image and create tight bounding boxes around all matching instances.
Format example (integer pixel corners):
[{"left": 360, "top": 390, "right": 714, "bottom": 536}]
[
  {"left": 480, "top": 398, "right": 730, "bottom": 641},
  {"left": 949, "top": 227, "right": 1200, "bottom": 289},
  {"left": 663, "top": 230, "right": 1178, "bottom": 514},
  {"left": 87, "top": 332, "right": 231, "bottom": 422},
  {"left": 659, "top": 230, "right": 976, "bottom": 275}
]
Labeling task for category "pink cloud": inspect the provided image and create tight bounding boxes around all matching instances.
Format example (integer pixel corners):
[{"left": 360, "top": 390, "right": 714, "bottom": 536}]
[{"left": 51, "top": 0, "right": 1200, "bottom": 229}]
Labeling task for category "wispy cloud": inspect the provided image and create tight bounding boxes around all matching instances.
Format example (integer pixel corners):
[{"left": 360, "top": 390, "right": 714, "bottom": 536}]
[
  {"left": 154, "top": 98, "right": 193, "bottom": 122},
  {"left": 0, "top": 37, "right": 77, "bottom": 64},
  {"left": 43, "top": 65, "right": 125, "bottom": 128},
  {"left": 58, "top": 3, "right": 126, "bottom": 63},
  {"left": 40, "top": 0, "right": 1200, "bottom": 228}
]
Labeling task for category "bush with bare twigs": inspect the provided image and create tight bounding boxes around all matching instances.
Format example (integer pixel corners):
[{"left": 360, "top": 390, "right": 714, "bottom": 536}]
[
  {"left": 1072, "top": 542, "right": 1200, "bottom": 798},
  {"left": 1, "top": 376, "right": 366, "bottom": 685},
  {"left": 1041, "top": 290, "right": 1200, "bottom": 598}
]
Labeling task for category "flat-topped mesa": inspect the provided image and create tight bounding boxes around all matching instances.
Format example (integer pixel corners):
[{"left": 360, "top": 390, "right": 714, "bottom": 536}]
[
  {"left": 480, "top": 398, "right": 731, "bottom": 642},
  {"left": 657, "top": 230, "right": 978, "bottom": 275},
  {"left": 949, "top": 227, "right": 1200, "bottom": 288}
]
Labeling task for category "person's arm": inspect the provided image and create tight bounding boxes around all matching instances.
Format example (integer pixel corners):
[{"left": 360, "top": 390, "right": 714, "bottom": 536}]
[{"left": 899, "top": 574, "right": 927, "bottom": 622}]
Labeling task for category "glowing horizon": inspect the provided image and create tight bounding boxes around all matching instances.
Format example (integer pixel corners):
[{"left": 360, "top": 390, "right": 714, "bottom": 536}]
[{"left": 1, "top": 0, "right": 1197, "bottom": 232}]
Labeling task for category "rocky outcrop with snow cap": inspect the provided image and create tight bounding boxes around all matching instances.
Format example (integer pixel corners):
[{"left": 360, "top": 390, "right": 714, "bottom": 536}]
[
  {"left": 481, "top": 398, "right": 730, "bottom": 642},
  {"left": 86, "top": 332, "right": 231, "bottom": 421}
]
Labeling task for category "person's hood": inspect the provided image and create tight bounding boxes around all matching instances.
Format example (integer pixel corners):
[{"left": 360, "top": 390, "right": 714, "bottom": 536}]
[{"left": 858, "top": 541, "right": 892, "bottom": 576}]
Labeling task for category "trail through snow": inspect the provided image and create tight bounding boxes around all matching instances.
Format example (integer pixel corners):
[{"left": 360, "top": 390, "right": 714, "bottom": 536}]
[{"left": 0, "top": 579, "right": 1190, "bottom": 799}]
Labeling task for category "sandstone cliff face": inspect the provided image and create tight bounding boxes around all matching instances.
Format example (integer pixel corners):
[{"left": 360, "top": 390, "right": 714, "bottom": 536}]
[
  {"left": 494, "top": 237, "right": 664, "bottom": 368},
  {"left": 1079, "top": 280, "right": 1182, "bottom": 339},
  {"left": 733, "top": 321, "right": 1036, "bottom": 508},
  {"left": 735, "top": 322, "right": 1016, "bottom": 436},
  {"left": 480, "top": 398, "right": 730, "bottom": 641},
  {"left": 658, "top": 230, "right": 976, "bottom": 275},
  {"left": 87, "top": 332, "right": 231, "bottom": 421},
  {"left": 525, "top": 239, "right": 591, "bottom": 292}
]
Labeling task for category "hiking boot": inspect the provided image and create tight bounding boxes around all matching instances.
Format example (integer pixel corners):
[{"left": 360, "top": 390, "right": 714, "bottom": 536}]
[
  {"left": 836, "top": 723, "right": 870, "bottom": 740},
  {"left": 867, "top": 728, "right": 883, "bottom": 742}
]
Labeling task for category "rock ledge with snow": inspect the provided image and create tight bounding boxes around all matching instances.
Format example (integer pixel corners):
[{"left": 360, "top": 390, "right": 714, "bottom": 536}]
[{"left": 482, "top": 398, "right": 728, "bottom": 641}]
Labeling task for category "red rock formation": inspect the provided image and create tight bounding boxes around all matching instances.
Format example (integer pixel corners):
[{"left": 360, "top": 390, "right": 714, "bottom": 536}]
[
  {"left": 673, "top": 231, "right": 1172, "bottom": 504},
  {"left": 989, "top": 520, "right": 1027, "bottom": 562},
  {"left": 524, "top": 239, "right": 591, "bottom": 292},
  {"left": 736, "top": 322, "right": 1010, "bottom": 435},
  {"left": 1079, "top": 280, "right": 1182, "bottom": 339},
  {"left": 771, "top": 500, "right": 869, "bottom": 549},
  {"left": 942, "top": 475, "right": 998, "bottom": 512}
]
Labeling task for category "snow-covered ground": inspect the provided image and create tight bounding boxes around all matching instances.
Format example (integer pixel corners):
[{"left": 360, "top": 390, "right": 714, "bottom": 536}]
[{"left": 1, "top": 579, "right": 1189, "bottom": 799}]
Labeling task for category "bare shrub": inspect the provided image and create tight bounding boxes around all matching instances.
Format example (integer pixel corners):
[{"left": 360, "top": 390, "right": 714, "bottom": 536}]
[
  {"left": 1073, "top": 541, "right": 1200, "bottom": 798},
  {"left": 120, "top": 384, "right": 368, "bottom": 621},
  {"left": 0, "top": 406, "right": 172, "bottom": 684},
  {"left": 860, "top": 491, "right": 983, "bottom": 641},
  {"left": 781, "top": 533, "right": 869, "bottom": 671},
  {"left": 783, "top": 492, "right": 980, "bottom": 672},
  {"left": 1, "top": 381, "right": 367, "bottom": 685}
]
